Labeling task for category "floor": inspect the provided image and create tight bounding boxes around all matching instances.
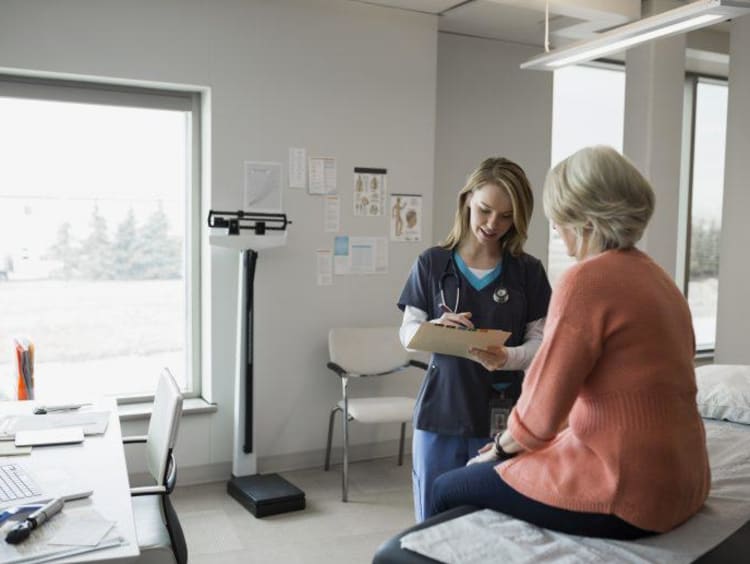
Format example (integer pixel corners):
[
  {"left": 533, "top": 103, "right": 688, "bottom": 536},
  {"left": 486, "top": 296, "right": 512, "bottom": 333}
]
[{"left": 171, "top": 456, "right": 415, "bottom": 564}]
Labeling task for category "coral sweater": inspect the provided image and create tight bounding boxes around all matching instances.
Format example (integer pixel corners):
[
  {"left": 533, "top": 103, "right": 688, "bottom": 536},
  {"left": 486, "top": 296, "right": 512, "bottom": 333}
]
[{"left": 498, "top": 249, "right": 710, "bottom": 533}]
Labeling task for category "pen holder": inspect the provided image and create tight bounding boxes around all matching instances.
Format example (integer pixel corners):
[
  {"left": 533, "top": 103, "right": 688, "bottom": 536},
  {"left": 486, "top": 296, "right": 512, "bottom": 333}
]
[{"left": 13, "top": 337, "right": 35, "bottom": 401}]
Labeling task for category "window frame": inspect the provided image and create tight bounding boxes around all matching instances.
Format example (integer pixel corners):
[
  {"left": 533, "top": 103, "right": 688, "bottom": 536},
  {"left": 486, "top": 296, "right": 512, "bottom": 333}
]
[
  {"left": 679, "top": 71, "right": 728, "bottom": 355},
  {"left": 0, "top": 74, "right": 202, "bottom": 401}
]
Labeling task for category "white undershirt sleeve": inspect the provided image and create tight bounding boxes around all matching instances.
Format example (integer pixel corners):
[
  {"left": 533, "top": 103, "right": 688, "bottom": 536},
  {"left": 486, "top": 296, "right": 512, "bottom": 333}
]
[
  {"left": 400, "top": 305, "right": 428, "bottom": 351},
  {"left": 503, "top": 317, "right": 546, "bottom": 371}
]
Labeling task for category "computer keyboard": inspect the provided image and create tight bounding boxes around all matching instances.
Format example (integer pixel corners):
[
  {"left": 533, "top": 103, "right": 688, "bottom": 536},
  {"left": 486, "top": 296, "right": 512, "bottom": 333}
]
[{"left": 0, "top": 463, "right": 40, "bottom": 503}]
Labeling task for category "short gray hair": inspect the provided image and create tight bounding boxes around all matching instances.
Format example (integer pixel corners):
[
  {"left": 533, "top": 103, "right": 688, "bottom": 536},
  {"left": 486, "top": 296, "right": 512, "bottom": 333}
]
[{"left": 543, "top": 146, "right": 655, "bottom": 253}]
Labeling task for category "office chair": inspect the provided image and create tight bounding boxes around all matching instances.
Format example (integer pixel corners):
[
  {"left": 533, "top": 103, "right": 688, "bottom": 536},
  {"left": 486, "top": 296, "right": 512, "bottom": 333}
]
[
  {"left": 324, "top": 327, "right": 427, "bottom": 502},
  {"left": 123, "top": 368, "right": 187, "bottom": 564}
]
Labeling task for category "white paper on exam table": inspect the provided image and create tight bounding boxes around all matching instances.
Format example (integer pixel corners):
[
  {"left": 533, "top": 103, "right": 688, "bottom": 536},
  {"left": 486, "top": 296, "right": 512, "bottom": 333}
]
[{"left": 0, "top": 411, "right": 109, "bottom": 440}]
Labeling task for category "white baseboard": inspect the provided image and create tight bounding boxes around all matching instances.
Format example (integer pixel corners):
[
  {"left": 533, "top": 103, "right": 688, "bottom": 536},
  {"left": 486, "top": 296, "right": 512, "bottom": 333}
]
[{"left": 131, "top": 438, "right": 412, "bottom": 487}]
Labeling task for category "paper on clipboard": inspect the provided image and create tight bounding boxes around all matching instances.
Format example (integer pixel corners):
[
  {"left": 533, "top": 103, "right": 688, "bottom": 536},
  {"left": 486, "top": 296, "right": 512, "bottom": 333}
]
[{"left": 407, "top": 322, "right": 510, "bottom": 359}]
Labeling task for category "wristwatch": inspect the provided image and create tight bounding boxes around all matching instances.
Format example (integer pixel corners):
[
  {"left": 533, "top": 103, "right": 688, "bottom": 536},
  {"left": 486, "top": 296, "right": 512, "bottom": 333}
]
[{"left": 493, "top": 432, "right": 505, "bottom": 456}]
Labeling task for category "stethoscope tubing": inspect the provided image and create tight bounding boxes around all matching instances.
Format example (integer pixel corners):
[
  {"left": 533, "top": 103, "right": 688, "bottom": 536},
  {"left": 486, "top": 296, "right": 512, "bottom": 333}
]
[{"left": 438, "top": 257, "right": 509, "bottom": 314}]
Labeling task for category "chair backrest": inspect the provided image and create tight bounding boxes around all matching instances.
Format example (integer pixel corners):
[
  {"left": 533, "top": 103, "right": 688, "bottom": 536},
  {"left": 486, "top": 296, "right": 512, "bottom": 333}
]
[
  {"left": 146, "top": 368, "right": 184, "bottom": 486},
  {"left": 329, "top": 327, "right": 410, "bottom": 375}
]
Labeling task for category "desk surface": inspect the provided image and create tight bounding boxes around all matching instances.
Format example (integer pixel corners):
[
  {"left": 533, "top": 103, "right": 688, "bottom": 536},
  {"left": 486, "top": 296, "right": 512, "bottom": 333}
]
[{"left": 0, "top": 399, "right": 139, "bottom": 563}]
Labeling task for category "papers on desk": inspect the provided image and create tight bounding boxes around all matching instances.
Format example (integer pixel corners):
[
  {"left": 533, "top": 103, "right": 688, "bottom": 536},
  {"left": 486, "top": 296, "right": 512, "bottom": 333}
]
[
  {"left": 15, "top": 427, "right": 84, "bottom": 447},
  {"left": 0, "top": 443, "right": 31, "bottom": 456},
  {"left": 0, "top": 507, "right": 125, "bottom": 564},
  {"left": 407, "top": 322, "right": 511, "bottom": 359},
  {"left": 0, "top": 412, "right": 109, "bottom": 441}
]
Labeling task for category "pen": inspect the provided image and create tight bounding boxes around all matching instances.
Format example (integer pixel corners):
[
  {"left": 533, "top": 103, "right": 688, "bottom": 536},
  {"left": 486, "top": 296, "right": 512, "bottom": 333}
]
[
  {"left": 33, "top": 403, "right": 92, "bottom": 415},
  {"left": 5, "top": 497, "right": 64, "bottom": 544}
]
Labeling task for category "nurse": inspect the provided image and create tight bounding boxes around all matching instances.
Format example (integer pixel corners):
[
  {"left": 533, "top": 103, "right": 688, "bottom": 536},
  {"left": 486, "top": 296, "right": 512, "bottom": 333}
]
[{"left": 398, "top": 156, "right": 551, "bottom": 522}]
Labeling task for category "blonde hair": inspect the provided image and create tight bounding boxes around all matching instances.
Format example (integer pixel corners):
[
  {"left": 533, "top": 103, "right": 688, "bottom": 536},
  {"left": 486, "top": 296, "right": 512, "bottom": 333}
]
[
  {"left": 442, "top": 157, "right": 534, "bottom": 256},
  {"left": 543, "top": 145, "right": 654, "bottom": 254}
]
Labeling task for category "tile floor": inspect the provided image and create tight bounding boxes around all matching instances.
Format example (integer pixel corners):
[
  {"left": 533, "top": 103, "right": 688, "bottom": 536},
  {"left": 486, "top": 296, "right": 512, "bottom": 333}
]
[{"left": 172, "top": 456, "right": 415, "bottom": 564}]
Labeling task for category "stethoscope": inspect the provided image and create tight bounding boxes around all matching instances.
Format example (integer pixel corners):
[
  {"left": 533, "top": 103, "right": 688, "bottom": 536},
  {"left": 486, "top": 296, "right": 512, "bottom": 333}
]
[{"left": 438, "top": 256, "right": 510, "bottom": 313}]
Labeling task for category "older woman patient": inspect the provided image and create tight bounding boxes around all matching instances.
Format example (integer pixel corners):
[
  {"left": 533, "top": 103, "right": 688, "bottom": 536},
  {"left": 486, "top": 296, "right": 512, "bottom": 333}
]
[{"left": 430, "top": 145, "right": 710, "bottom": 540}]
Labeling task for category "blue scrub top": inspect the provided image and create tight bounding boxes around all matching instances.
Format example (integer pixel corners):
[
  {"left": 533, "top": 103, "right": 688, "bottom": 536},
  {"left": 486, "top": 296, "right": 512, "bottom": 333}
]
[{"left": 398, "top": 246, "right": 551, "bottom": 437}]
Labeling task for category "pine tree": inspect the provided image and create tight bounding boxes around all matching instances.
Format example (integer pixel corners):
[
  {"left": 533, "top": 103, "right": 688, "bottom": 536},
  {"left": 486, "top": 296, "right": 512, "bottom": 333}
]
[
  {"left": 79, "top": 204, "right": 113, "bottom": 280},
  {"left": 112, "top": 208, "right": 139, "bottom": 279},
  {"left": 133, "top": 203, "right": 182, "bottom": 279},
  {"left": 47, "top": 222, "right": 79, "bottom": 279}
]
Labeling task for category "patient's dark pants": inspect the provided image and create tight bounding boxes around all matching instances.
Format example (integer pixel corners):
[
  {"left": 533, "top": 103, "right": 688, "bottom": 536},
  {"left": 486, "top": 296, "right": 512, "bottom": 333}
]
[{"left": 430, "top": 460, "right": 656, "bottom": 540}]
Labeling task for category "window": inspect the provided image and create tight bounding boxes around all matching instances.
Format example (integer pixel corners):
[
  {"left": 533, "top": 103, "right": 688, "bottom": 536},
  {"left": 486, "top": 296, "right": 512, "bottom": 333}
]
[
  {"left": 682, "top": 76, "right": 728, "bottom": 352},
  {"left": 548, "top": 64, "right": 626, "bottom": 286},
  {"left": 0, "top": 77, "right": 201, "bottom": 401}
]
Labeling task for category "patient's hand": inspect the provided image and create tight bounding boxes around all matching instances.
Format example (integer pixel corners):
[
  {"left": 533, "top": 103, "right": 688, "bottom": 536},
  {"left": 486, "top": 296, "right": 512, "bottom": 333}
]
[
  {"left": 466, "top": 442, "right": 499, "bottom": 466},
  {"left": 498, "top": 429, "right": 524, "bottom": 454}
]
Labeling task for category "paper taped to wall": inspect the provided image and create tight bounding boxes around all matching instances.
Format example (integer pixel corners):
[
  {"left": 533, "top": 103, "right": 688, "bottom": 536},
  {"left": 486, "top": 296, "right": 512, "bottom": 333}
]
[{"left": 407, "top": 323, "right": 511, "bottom": 359}]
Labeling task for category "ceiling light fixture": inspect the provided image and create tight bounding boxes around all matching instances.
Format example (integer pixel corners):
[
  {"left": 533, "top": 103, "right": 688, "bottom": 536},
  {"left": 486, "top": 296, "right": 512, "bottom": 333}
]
[{"left": 521, "top": 0, "right": 750, "bottom": 71}]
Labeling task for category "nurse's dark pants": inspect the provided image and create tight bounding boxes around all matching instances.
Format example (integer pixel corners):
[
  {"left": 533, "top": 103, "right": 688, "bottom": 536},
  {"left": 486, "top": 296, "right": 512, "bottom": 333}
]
[{"left": 431, "top": 460, "right": 656, "bottom": 540}]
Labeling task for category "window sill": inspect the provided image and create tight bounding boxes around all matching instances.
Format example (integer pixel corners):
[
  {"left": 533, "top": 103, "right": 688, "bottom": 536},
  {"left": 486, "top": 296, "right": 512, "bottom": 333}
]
[
  {"left": 695, "top": 350, "right": 715, "bottom": 366},
  {"left": 117, "top": 397, "right": 217, "bottom": 422}
]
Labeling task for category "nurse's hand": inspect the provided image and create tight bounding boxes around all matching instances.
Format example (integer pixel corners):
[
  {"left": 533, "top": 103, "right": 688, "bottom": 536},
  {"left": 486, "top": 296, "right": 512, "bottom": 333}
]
[
  {"left": 434, "top": 310, "right": 474, "bottom": 329},
  {"left": 468, "top": 345, "right": 508, "bottom": 371}
]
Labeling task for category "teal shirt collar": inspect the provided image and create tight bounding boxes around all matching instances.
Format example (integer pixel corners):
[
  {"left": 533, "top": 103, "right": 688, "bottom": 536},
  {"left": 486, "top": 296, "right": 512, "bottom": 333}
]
[{"left": 453, "top": 251, "right": 502, "bottom": 291}]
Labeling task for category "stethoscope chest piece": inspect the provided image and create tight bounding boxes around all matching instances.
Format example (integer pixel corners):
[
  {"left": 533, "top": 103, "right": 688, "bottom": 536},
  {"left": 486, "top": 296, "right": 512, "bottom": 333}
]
[{"left": 493, "top": 286, "right": 509, "bottom": 304}]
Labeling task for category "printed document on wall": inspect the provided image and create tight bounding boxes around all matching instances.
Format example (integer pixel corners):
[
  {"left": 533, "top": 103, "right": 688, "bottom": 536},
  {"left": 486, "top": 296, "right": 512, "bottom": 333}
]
[
  {"left": 244, "top": 161, "right": 283, "bottom": 212},
  {"left": 324, "top": 195, "right": 340, "bottom": 232},
  {"left": 316, "top": 250, "right": 333, "bottom": 286},
  {"left": 334, "top": 235, "right": 388, "bottom": 275},
  {"left": 309, "top": 157, "right": 337, "bottom": 194},
  {"left": 289, "top": 147, "right": 307, "bottom": 189}
]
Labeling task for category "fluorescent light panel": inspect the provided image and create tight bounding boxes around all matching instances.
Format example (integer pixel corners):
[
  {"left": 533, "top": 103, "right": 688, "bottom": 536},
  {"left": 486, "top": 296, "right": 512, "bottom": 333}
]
[{"left": 521, "top": 0, "right": 750, "bottom": 71}]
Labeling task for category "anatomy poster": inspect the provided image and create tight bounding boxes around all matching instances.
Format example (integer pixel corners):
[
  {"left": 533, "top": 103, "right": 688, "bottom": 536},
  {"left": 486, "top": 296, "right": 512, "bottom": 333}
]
[
  {"left": 353, "top": 167, "right": 387, "bottom": 216},
  {"left": 390, "top": 193, "right": 422, "bottom": 242}
]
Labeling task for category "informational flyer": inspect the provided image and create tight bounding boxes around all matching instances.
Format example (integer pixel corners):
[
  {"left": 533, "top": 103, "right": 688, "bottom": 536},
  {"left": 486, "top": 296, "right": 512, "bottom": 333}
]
[
  {"left": 316, "top": 249, "right": 333, "bottom": 286},
  {"left": 390, "top": 193, "right": 422, "bottom": 242},
  {"left": 323, "top": 195, "right": 340, "bottom": 233},
  {"left": 333, "top": 235, "right": 388, "bottom": 275},
  {"left": 244, "top": 161, "right": 282, "bottom": 212},
  {"left": 353, "top": 167, "right": 387, "bottom": 216},
  {"left": 309, "top": 157, "right": 337, "bottom": 195},
  {"left": 288, "top": 147, "right": 307, "bottom": 189}
]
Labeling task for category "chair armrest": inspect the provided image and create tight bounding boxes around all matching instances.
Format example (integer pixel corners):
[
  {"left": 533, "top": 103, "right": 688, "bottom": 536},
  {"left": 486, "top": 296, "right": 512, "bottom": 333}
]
[
  {"left": 329, "top": 360, "right": 427, "bottom": 378},
  {"left": 122, "top": 435, "right": 148, "bottom": 444},
  {"left": 327, "top": 362, "right": 347, "bottom": 377},
  {"left": 130, "top": 485, "right": 168, "bottom": 496}
]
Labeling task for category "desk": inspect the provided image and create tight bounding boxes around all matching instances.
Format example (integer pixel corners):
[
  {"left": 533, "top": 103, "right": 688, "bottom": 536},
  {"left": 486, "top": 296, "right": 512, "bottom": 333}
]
[{"left": 0, "top": 399, "right": 139, "bottom": 563}]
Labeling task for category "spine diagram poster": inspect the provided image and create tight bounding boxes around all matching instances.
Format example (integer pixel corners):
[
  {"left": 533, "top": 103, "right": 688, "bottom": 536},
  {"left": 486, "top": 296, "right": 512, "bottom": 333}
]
[
  {"left": 353, "top": 167, "right": 387, "bottom": 216},
  {"left": 390, "top": 193, "right": 422, "bottom": 242}
]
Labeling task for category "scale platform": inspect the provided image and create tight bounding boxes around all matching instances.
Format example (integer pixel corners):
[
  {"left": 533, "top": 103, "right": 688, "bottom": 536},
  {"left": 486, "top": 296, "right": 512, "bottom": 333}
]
[{"left": 227, "top": 473, "right": 306, "bottom": 518}]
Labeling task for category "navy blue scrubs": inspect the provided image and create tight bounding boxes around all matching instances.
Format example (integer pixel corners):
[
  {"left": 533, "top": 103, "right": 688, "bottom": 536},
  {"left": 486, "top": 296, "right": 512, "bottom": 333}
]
[{"left": 398, "top": 246, "right": 551, "bottom": 520}]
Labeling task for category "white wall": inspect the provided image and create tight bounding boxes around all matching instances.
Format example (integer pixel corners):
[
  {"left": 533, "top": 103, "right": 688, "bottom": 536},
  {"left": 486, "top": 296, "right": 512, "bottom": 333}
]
[
  {"left": 433, "top": 33, "right": 553, "bottom": 260},
  {"left": 0, "top": 0, "right": 438, "bottom": 478},
  {"left": 715, "top": 15, "right": 750, "bottom": 363}
]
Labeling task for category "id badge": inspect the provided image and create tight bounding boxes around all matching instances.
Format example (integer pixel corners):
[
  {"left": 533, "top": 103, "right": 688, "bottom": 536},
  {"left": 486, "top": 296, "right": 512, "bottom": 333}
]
[{"left": 489, "top": 394, "right": 514, "bottom": 437}]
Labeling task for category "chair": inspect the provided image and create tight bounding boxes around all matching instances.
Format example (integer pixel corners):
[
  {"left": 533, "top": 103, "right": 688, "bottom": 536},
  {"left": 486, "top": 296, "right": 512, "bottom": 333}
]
[
  {"left": 123, "top": 368, "right": 187, "bottom": 564},
  {"left": 324, "top": 327, "right": 427, "bottom": 502}
]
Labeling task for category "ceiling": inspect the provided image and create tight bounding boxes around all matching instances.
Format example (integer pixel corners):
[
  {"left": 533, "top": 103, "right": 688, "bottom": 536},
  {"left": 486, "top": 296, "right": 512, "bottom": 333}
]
[{"left": 352, "top": 0, "right": 730, "bottom": 49}]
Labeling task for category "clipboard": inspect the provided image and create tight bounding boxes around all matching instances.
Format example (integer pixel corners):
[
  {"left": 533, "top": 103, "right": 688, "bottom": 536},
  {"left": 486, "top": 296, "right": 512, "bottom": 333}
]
[{"left": 407, "top": 322, "right": 511, "bottom": 359}]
